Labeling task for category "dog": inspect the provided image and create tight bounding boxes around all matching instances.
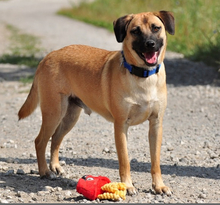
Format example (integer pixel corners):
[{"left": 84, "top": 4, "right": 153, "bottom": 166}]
[{"left": 18, "top": 11, "right": 175, "bottom": 196}]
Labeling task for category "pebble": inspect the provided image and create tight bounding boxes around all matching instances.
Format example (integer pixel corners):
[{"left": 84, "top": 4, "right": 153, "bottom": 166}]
[
  {"left": 155, "top": 194, "right": 164, "bottom": 202},
  {"left": 65, "top": 190, "right": 72, "bottom": 197},
  {"left": 180, "top": 140, "right": 185, "bottom": 145},
  {"left": 102, "top": 147, "right": 110, "bottom": 153},
  {"left": 170, "top": 155, "right": 179, "bottom": 162},
  {"left": 2, "top": 141, "right": 17, "bottom": 148},
  {"left": 6, "top": 196, "right": 12, "bottom": 199},
  {"left": 203, "top": 141, "right": 210, "bottom": 149},
  {"left": 208, "top": 151, "right": 218, "bottom": 159},
  {"left": 1, "top": 166, "right": 8, "bottom": 171},
  {"left": 167, "top": 146, "right": 174, "bottom": 151},
  {"left": 37, "top": 191, "right": 47, "bottom": 196},
  {"left": 43, "top": 186, "right": 54, "bottom": 192},
  {"left": 60, "top": 160, "right": 66, "bottom": 166},
  {"left": 6, "top": 158, "right": 14, "bottom": 163},
  {"left": 57, "top": 195, "right": 64, "bottom": 201},
  {"left": 202, "top": 188, "right": 208, "bottom": 194},
  {"left": 15, "top": 192, "right": 21, "bottom": 197},
  {"left": 29, "top": 193, "right": 35, "bottom": 198},
  {"left": 32, "top": 196, "right": 37, "bottom": 201},
  {"left": 198, "top": 193, "right": 207, "bottom": 199},
  {"left": 30, "top": 169, "right": 38, "bottom": 174},
  {"left": 30, "top": 153, "right": 36, "bottom": 158},
  {"left": 16, "top": 169, "right": 25, "bottom": 175},
  {"left": 6, "top": 169, "right": 14, "bottom": 175},
  {"left": 18, "top": 198, "right": 24, "bottom": 202},
  {"left": 55, "top": 187, "right": 63, "bottom": 191},
  {"left": 0, "top": 199, "right": 9, "bottom": 203}
]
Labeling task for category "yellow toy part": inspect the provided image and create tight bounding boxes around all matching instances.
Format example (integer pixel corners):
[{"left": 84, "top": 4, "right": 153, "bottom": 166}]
[
  {"left": 98, "top": 182, "right": 127, "bottom": 201},
  {"left": 116, "top": 182, "right": 126, "bottom": 191},
  {"left": 98, "top": 192, "right": 120, "bottom": 201},
  {"left": 101, "top": 182, "right": 126, "bottom": 192},
  {"left": 115, "top": 190, "right": 126, "bottom": 200}
]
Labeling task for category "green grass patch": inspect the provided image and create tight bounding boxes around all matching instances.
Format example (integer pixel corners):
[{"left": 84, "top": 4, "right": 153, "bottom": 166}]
[
  {"left": 58, "top": 0, "right": 220, "bottom": 68},
  {"left": 19, "top": 75, "right": 35, "bottom": 84},
  {"left": 0, "top": 54, "right": 40, "bottom": 67},
  {"left": 0, "top": 24, "right": 42, "bottom": 67}
]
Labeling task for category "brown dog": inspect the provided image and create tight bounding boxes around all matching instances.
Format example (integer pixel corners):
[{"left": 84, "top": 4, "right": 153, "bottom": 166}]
[{"left": 18, "top": 11, "right": 175, "bottom": 196}]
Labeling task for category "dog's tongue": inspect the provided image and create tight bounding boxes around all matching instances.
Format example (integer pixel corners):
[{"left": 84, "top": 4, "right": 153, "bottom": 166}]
[{"left": 144, "top": 52, "right": 157, "bottom": 64}]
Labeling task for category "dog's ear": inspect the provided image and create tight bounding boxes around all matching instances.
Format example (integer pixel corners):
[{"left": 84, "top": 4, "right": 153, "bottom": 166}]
[
  {"left": 154, "top": 11, "right": 175, "bottom": 35},
  {"left": 113, "top": 14, "right": 134, "bottom": 42}
]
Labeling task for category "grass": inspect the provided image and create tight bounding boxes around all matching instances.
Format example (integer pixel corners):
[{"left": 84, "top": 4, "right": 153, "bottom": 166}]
[
  {"left": 58, "top": 0, "right": 220, "bottom": 68},
  {"left": 0, "top": 54, "right": 40, "bottom": 68},
  {"left": 19, "top": 75, "right": 35, "bottom": 84},
  {"left": 0, "top": 24, "right": 42, "bottom": 68}
]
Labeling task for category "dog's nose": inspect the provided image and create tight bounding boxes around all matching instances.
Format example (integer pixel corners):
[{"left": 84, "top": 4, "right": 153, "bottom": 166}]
[{"left": 146, "top": 40, "right": 155, "bottom": 48}]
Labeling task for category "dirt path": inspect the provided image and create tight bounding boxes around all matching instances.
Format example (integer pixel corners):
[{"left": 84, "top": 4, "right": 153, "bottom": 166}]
[{"left": 0, "top": 0, "right": 220, "bottom": 203}]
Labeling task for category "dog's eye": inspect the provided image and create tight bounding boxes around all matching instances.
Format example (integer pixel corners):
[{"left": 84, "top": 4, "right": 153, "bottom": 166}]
[
  {"left": 131, "top": 27, "right": 141, "bottom": 35},
  {"left": 152, "top": 25, "right": 161, "bottom": 33}
]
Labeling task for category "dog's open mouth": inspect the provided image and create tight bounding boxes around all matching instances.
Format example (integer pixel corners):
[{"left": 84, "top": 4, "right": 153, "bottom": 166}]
[{"left": 139, "top": 50, "right": 160, "bottom": 66}]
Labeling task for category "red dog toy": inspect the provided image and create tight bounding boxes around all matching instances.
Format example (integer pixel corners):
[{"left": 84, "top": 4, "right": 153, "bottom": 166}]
[{"left": 76, "top": 175, "right": 111, "bottom": 200}]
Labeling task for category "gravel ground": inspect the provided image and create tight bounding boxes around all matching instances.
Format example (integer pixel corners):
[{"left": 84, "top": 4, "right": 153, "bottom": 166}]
[{"left": 0, "top": 0, "right": 220, "bottom": 203}]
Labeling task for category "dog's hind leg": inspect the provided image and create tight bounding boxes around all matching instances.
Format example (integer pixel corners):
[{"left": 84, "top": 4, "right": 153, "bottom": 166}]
[
  {"left": 50, "top": 97, "right": 82, "bottom": 175},
  {"left": 35, "top": 94, "right": 69, "bottom": 179}
]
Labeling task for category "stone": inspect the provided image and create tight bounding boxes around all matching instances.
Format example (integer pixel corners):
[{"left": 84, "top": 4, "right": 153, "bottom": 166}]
[
  {"left": 16, "top": 191, "right": 26, "bottom": 197},
  {"left": 198, "top": 193, "right": 206, "bottom": 199},
  {"left": 60, "top": 160, "right": 66, "bottom": 166},
  {"left": 30, "top": 169, "right": 38, "bottom": 174},
  {"left": 55, "top": 187, "right": 62, "bottom": 192},
  {"left": 167, "top": 146, "right": 174, "bottom": 151},
  {"left": 6, "top": 196, "right": 12, "bottom": 199},
  {"left": 103, "top": 147, "right": 110, "bottom": 153},
  {"left": 30, "top": 153, "right": 36, "bottom": 158},
  {"left": 65, "top": 190, "right": 72, "bottom": 197},
  {"left": 43, "top": 186, "right": 54, "bottom": 192},
  {"left": 6, "top": 158, "right": 14, "bottom": 163},
  {"left": 6, "top": 169, "right": 14, "bottom": 175},
  {"left": 57, "top": 195, "right": 64, "bottom": 201},
  {"left": 0, "top": 199, "right": 9, "bottom": 203},
  {"left": 16, "top": 169, "right": 25, "bottom": 175}
]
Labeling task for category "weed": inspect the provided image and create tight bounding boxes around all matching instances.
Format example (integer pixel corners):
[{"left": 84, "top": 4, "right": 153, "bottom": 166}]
[
  {"left": 0, "top": 24, "right": 42, "bottom": 68},
  {"left": 0, "top": 54, "right": 40, "bottom": 67},
  {"left": 20, "top": 75, "right": 35, "bottom": 84}
]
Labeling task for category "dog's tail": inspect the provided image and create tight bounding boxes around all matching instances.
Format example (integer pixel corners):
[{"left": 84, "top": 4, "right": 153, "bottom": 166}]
[{"left": 18, "top": 78, "right": 39, "bottom": 120}]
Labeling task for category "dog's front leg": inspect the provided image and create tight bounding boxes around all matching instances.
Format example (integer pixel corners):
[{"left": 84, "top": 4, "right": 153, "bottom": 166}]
[
  {"left": 148, "top": 117, "right": 171, "bottom": 195},
  {"left": 114, "top": 121, "right": 137, "bottom": 195}
]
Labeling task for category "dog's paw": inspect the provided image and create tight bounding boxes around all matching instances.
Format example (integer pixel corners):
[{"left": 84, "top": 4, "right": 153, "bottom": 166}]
[
  {"left": 153, "top": 184, "right": 172, "bottom": 196},
  {"left": 50, "top": 163, "right": 65, "bottom": 175},
  {"left": 40, "top": 170, "right": 57, "bottom": 180},
  {"left": 127, "top": 186, "right": 138, "bottom": 196}
]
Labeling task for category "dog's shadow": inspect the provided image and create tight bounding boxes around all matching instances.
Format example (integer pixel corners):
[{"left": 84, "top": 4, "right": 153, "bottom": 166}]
[
  {"left": 65, "top": 157, "right": 219, "bottom": 180},
  {"left": 164, "top": 56, "right": 220, "bottom": 86},
  {"left": 0, "top": 156, "right": 219, "bottom": 183}
]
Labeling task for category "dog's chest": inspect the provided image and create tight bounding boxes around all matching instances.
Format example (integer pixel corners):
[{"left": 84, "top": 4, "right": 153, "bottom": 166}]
[{"left": 125, "top": 84, "right": 160, "bottom": 126}]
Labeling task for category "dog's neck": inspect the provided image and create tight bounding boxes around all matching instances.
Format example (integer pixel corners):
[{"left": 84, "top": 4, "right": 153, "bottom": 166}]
[{"left": 121, "top": 51, "right": 161, "bottom": 78}]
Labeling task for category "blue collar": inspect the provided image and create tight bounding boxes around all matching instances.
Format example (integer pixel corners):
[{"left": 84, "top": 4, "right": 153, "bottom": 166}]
[{"left": 121, "top": 51, "right": 161, "bottom": 78}]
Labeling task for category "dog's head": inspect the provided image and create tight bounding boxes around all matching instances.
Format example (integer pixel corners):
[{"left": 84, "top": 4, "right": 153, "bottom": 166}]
[{"left": 113, "top": 11, "right": 175, "bottom": 67}]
